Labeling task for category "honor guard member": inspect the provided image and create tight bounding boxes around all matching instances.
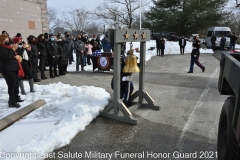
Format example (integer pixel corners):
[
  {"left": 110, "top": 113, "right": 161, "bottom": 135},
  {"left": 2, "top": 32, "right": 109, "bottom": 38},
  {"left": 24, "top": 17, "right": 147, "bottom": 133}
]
[{"left": 188, "top": 36, "right": 205, "bottom": 73}]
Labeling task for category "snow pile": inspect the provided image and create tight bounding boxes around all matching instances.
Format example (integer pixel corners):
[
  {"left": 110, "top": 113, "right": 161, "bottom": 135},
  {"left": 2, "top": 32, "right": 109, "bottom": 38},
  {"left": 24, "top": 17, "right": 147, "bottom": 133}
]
[{"left": 0, "top": 82, "right": 110, "bottom": 159}]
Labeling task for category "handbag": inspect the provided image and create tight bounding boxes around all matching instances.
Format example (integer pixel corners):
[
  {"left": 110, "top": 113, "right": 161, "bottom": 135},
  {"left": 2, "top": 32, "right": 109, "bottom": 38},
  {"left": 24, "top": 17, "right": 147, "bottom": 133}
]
[{"left": 14, "top": 51, "right": 25, "bottom": 78}]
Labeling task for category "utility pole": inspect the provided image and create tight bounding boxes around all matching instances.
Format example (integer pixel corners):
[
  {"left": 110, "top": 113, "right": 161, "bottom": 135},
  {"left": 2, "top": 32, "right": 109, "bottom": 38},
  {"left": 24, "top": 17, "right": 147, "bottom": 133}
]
[{"left": 140, "top": 0, "right": 142, "bottom": 30}]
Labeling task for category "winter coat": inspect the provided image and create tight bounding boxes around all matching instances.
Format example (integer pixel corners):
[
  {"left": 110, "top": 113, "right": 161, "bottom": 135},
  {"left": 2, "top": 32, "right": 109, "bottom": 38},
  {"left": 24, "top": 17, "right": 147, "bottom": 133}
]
[
  {"left": 179, "top": 38, "right": 187, "bottom": 47},
  {"left": 211, "top": 35, "right": 216, "bottom": 43},
  {"left": 29, "top": 44, "right": 39, "bottom": 59},
  {"left": 156, "top": 38, "right": 161, "bottom": 49},
  {"left": 57, "top": 43, "right": 68, "bottom": 66},
  {"left": 0, "top": 45, "right": 19, "bottom": 72},
  {"left": 37, "top": 42, "right": 48, "bottom": 59},
  {"left": 64, "top": 37, "right": 74, "bottom": 54},
  {"left": 160, "top": 39, "right": 165, "bottom": 49},
  {"left": 46, "top": 40, "right": 58, "bottom": 57},
  {"left": 101, "top": 38, "right": 112, "bottom": 52},
  {"left": 220, "top": 37, "right": 226, "bottom": 45},
  {"left": 16, "top": 47, "right": 31, "bottom": 68},
  {"left": 229, "top": 35, "right": 238, "bottom": 43},
  {"left": 74, "top": 40, "right": 85, "bottom": 56}
]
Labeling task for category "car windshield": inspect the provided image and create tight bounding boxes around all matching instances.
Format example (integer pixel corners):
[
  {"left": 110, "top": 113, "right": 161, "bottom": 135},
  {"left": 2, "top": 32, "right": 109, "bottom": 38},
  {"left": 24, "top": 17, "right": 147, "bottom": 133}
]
[{"left": 215, "top": 31, "right": 231, "bottom": 37}]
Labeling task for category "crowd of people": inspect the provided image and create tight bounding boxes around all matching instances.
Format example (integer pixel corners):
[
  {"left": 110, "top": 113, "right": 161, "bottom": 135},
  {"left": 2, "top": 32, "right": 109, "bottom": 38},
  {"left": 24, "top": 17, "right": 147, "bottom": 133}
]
[{"left": 0, "top": 30, "right": 114, "bottom": 108}]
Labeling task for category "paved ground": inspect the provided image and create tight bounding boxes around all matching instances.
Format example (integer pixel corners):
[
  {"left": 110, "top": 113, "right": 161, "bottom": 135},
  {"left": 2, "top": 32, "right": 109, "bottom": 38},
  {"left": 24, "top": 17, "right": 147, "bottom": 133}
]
[{"left": 38, "top": 49, "right": 228, "bottom": 160}]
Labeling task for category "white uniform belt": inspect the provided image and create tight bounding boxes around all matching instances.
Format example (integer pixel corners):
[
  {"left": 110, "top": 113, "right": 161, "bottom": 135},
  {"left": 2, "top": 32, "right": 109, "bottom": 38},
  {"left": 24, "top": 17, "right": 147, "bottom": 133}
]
[{"left": 192, "top": 47, "right": 197, "bottom": 49}]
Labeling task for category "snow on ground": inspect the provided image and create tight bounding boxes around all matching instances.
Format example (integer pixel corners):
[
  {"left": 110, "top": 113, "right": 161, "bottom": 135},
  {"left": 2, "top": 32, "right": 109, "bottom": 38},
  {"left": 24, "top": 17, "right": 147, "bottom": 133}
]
[{"left": 0, "top": 40, "right": 213, "bottom": 160}]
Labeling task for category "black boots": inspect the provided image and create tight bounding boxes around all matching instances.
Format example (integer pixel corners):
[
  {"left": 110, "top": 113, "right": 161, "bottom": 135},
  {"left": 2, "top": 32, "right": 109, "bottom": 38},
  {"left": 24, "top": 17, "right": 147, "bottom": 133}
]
[{"left": 8, "top": 99, "right": 21, "bottom": 108}]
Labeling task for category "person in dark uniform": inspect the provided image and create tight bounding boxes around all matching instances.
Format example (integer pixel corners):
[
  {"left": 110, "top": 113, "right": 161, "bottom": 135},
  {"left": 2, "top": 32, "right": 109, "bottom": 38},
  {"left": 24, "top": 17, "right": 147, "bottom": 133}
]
[
  {"left": 156, "top": 36, "right": 161, "bottom": 56},
  {"left": 211, "top": 34, "right": 216, "bottom": 50},
  {"left": 46, "top": 34, "right": 59, "bottom": 78},
  {"left": 160, "top": 38, "right": 165, "bottom": 57},
  {"left": 37, "top": 34, "right": 48, "bottom": 79},
  {"left": 188, "top": 36, "right": 205, "bottom": 73},
  {"left": 0, "top": 34, "right": 22, "bottom": 108},
  {"left": 14, "top": 37, "right": 35, "bottom": 95},
  {"left": 111, "top": 55, "right": 134, "bottom": 105},
  {"left": 179, "top": 36, "right": 187, "bottom": 55},
  {"left": 27, "top": 35, "right": 41, "bottom": 82}
]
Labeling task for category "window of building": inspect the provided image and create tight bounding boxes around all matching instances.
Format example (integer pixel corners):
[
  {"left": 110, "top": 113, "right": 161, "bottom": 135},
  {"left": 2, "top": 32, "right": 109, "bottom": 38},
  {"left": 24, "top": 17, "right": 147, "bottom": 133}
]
[{"left": 28, "top": 21, "right": 35, "bottom": 30}]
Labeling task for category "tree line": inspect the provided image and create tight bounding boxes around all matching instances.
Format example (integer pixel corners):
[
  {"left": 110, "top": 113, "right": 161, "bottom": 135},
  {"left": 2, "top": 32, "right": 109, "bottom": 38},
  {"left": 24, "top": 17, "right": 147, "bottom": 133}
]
[{"left": 48, "top": 0, "right": 239, "bottom": 37}]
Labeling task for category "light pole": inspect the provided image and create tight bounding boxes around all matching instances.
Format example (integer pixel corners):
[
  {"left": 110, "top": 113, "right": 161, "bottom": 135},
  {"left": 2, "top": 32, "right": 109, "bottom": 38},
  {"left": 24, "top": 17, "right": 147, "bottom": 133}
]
[{"left": 140, "top": 0, "right": 142, "bottom": 30}]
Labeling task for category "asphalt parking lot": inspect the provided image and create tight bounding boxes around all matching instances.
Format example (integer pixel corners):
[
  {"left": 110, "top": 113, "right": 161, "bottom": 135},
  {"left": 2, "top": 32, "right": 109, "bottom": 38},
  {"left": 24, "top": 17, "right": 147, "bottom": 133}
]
[{"left": 40, "top": 47, "right": 228, "bottom": 160}]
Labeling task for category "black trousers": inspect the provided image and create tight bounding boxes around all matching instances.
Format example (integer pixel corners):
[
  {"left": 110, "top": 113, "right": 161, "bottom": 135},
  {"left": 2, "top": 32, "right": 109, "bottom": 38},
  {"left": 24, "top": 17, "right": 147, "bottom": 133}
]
[
  {"left": 212, "top": 42, "right": 215, "bottom": 50},
  {"left": 157, "top": 48, "right": 160, "bottom": 56},
  {"left": 39, "top": 57, "right": 46, "bottom": 78},
  {"left": 22, "top": 61, "right": 33, "bottom": 79},
  {"left": 180, "top": 46, "right": 185, "bottom": 54},
  {"left": 1, "top": 70, "right": 19, "bottom": 100},
  {"left": 30, "top": 57, "right": 39, "bottom": 80},
  {"left": 87, "top": 55, "right": 91, "bottom": 64},
  {"left": 68, "top": 50, "right": 73, "bottom": 64},
  {"left": 49, "top": 56, "right": 58, "bottom": 76},
  {"left": 160, "top": 49, "right": 165, "bottom": 56},
  {"left": 76, "top": 54, "right": 84, "bottom": 70}
]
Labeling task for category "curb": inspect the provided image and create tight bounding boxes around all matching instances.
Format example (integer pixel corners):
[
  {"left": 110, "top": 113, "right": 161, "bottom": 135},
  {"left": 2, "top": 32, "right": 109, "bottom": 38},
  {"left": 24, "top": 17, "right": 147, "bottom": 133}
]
[{"left": 0, "top": 99, "right": 46, "bottom": 132}]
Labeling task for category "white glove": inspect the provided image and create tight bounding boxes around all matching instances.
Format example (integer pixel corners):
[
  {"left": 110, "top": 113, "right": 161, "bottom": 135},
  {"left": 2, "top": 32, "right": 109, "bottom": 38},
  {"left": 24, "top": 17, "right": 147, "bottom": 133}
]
[{"left": 122, "top": 76, "right": 132, "bottom": 81}]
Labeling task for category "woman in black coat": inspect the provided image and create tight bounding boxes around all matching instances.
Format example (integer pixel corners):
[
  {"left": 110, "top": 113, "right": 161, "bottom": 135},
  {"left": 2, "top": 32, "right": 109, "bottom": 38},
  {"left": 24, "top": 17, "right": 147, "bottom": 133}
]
[
  {"left": 156, "top": 36, "right": 161, "bottom": 56},
  {"left": 160, "top": 38, "right": 166, "bottom": 57},
  {"left": 37, "top": 34, "right": 48, "bottom": 79},
  {"left": 0, "top": 35, "right": 22, "bottom": 108},
  {"left": 14, "top": 37, "right": 35, "bottom": 95},
  {"left": 27, "top": 35, "right": 41, "bottom": 82}
]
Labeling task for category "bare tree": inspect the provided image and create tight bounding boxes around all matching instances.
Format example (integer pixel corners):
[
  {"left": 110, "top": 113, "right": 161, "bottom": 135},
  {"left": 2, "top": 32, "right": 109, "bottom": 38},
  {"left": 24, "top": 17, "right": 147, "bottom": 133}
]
[
  {"left": 93, "top": 0, "right": 149, "bottom": 29},
  {"left": 61, "top": 8, "right": 91, "bottom": 32},
  {"left": 48, "top": 7, "right": 61, "bottom": 33}
]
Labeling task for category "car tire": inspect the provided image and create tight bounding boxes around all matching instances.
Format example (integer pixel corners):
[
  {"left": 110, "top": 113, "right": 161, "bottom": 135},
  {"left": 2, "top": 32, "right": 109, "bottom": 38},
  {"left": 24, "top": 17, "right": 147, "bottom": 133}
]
[{"left": 217, "top": 96, "right": 240, "bottom": 160}]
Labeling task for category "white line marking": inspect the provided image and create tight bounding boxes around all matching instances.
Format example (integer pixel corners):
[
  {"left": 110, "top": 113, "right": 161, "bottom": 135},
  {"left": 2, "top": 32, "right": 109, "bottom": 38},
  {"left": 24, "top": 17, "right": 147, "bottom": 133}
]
[{"left": 177, "top": 67, "right": 219, "bottom": 151}]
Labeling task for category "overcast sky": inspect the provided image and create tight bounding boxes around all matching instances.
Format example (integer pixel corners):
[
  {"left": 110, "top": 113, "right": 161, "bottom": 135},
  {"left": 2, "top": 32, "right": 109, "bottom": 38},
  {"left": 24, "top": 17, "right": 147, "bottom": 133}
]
[{"left": 47, "top": 0, "right": 105, "bottom": 12}]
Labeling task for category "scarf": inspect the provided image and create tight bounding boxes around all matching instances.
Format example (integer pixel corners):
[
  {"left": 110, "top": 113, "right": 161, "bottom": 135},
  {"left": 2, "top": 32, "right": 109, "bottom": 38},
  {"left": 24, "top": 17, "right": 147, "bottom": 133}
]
[
  {"left": 1, "top": 44, "right": 13, "bottom": 49},
  {"left": 22, "top": 49, "right": 29, "bottom": 61}
]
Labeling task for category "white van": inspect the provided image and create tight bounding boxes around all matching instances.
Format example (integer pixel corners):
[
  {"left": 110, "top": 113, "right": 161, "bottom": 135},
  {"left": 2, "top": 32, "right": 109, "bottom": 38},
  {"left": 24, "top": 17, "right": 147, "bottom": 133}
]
[{"left": 205, "top": 27, "right": 231, "bottom": 49}]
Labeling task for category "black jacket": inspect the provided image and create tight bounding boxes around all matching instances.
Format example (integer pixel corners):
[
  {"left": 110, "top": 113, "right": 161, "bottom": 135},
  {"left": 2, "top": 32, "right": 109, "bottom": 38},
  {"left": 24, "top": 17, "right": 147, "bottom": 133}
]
[
  {"left": 16, "top": 47, "right": 31, "bottom": 67},
  {"left": 156, "top": 38, "right": 161, "bottom": 49},
  {"left": 46, "top": 41, "right": 58, "bottom": 57},
  {"left": 179, "top": 38, "right": 187, "bottom": 47},
  {"left": 37, "top": 42, "right": 48, "bottom": 58},
  {"left": 211, "top": 35, "right": 216, "bottom": 43},
  {"left": 0, "top": 46, "right": 19, "bottom": 72},
  {"left": 160, "top": 39, "right": 165, "bottom": 49},
  {"left": 57, "top": 43, "right": 68, "bottom": 66},
  {"left": 229, "top": 35, "right": 238, "bottom": 43},
  {"left": 29, "top": 44, "right": 39, "bottom": 59},
  {"left": 191, "top": 39, "right": 201, "bottom": 56}
]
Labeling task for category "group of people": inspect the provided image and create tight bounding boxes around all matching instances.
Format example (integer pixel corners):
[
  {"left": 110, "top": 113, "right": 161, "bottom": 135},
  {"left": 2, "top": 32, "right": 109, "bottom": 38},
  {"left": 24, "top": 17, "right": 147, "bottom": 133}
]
[
  {"left": 0, "top": 30, "right": 107, "bottom": 108},
  {"left": 211, "top": 32, "right": 238, "bottom": 51}
]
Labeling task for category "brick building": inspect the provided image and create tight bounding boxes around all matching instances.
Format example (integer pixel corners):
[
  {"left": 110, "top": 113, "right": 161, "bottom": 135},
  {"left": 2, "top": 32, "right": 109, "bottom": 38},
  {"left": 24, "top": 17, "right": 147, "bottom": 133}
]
[{"left": 0, "top": 0, "right": 48, "bottom": 40}]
